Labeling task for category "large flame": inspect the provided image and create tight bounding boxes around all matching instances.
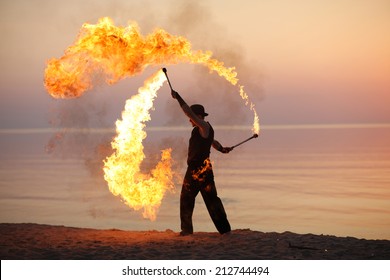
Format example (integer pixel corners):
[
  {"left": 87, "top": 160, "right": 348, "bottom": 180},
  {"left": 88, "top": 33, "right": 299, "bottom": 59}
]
[
  {"left": 44, "top": 17, "right": 237, "bottom": 98},
  {"left": 103, "top": 71, "right": 173, "bottom": 220},
  {"left": 44, "top": 17, "right": 259, "bottom": 134},
  {"left": 44, "top": 17, "right": 260, "bottom": 220}
]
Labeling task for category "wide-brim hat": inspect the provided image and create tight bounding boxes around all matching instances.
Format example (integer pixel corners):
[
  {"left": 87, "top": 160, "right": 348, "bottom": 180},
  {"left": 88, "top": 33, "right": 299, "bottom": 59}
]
[{"left": 190, "top": 104, "right": 208, "bottom": 117}]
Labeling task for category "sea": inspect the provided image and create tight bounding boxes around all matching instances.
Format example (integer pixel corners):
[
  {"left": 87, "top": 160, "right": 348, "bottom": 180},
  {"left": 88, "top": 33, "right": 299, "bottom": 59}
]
[{"left": 1, "top": 124, "right": 389, "bottom": 240}]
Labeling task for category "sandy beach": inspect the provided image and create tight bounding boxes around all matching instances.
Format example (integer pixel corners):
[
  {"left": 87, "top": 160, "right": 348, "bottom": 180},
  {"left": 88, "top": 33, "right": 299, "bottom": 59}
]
[{"left": 1, "top": 223, "right": 389, "bottom": 260}]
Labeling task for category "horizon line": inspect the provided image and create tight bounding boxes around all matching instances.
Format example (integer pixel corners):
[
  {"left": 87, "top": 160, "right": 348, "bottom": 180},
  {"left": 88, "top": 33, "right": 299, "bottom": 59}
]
[{"left": 1, "top": 123, "right": 390, "bottom": 134}]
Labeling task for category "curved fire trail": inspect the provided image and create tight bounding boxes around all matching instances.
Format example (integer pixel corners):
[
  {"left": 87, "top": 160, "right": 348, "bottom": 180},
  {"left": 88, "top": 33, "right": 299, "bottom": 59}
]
[
  {"left": 103, "top": 71, "right": 173, "bottom": 220},
  {"left": 44, "top": 17, "right": 260, "bottom": 220}
]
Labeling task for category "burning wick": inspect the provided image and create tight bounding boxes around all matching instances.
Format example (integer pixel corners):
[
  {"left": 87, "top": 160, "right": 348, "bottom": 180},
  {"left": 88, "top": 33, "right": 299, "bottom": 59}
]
[
  {"left": 162, "top": 68, "right": 174, "bottom": 91},
  {"left": 230, "top": 134, "right": 259, "bottom": 150}
]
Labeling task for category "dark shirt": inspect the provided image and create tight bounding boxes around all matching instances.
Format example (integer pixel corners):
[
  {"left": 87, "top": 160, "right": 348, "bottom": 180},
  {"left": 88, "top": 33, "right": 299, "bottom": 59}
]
[{"left": 187, "top": 122, "right": 214, "bottom": 168}]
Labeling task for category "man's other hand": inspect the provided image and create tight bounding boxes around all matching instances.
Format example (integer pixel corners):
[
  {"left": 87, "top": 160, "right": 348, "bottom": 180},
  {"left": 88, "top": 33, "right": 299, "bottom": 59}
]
[{"left": 221, "top": 147, "right": 233, "bottom": 153}]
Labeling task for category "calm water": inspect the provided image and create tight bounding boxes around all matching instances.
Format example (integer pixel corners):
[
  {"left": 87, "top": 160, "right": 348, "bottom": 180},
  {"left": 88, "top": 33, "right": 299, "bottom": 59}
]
[{"left": 1, "top": 125, "right": 389, "bottom": 240}]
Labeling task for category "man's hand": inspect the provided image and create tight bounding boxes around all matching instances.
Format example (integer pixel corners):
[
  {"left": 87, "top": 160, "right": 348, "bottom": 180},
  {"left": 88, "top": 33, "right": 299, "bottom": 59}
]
[
  {"left": 213, "top": 140, "right": 233, "bottom": 154},
  {"left": 221, "top": 147, "right": 233, "bottom": 154},
  {"left": 171, "top": 90, "right": 178, "bottom": 99}
]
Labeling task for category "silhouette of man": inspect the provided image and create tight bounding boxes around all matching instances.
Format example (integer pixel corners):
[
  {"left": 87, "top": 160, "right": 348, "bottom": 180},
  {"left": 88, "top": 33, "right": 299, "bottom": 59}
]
[{"left": 171, "top": 89, "right": 232, "bottom": 236}]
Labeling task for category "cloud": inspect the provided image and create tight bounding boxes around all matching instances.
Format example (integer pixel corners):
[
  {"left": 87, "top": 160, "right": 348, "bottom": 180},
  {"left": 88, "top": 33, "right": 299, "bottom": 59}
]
[{"left": 162, "top": 0, "right": 263, "bottom": 125}]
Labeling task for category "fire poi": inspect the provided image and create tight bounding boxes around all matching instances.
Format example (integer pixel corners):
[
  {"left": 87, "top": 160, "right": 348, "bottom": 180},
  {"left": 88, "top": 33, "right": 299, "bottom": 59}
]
[{"left": 44, "top": 17, "right": 259, "bottom": 221}]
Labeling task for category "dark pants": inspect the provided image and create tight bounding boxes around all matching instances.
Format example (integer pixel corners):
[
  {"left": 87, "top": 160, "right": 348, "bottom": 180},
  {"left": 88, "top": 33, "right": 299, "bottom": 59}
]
[{"left": 180, "top": 166, "right": 231, "bottom": 234}]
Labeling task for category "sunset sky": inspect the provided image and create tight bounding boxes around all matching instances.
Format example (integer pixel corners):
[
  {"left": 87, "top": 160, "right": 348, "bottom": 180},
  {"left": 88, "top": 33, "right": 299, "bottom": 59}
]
[{"left": 1, "top": 0, "right": 389, "bottom": 129}]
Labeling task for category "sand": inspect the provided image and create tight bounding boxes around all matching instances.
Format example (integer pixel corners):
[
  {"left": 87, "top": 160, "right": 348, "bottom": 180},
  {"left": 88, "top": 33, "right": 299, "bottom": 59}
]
[{"left": 1, "top": 223, "right": 389, "bottom": 260}]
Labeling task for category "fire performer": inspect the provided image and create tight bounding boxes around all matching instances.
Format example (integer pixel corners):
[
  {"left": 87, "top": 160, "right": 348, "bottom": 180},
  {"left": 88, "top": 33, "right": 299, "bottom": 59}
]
[{"left": 171, "top": 89, "right": 232, "bottom": 236}]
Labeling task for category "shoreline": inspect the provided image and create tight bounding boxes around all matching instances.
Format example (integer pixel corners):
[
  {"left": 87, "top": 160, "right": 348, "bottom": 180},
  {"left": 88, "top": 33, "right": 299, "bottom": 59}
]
[{"left": 1, "top": 223, "right": 389, "bottom": 260}]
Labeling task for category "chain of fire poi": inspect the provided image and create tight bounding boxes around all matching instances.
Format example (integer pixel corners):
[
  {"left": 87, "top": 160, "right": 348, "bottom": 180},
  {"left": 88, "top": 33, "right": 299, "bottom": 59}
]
[{"left": 44, "top": 17, "right": 260, "bottom": 220}]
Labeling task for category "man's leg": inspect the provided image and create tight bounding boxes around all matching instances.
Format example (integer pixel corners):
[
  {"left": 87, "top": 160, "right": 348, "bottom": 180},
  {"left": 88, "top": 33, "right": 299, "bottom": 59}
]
[
  {"left": 180, "top": 177, "right": 199, "bottom": 235},
  {"left": 201, "top": 181, "right": 231, "bottom": 234}
]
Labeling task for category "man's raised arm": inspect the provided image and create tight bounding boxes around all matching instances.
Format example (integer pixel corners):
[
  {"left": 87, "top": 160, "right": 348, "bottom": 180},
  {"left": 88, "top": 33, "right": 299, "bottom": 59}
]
[{"left": 171, "top": 90, "right": 210, "bottom": 138}]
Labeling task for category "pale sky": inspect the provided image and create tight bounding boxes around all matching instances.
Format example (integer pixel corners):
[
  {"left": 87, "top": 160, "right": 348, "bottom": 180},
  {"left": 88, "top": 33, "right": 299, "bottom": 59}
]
[{"left": 1, "top": 0, "right": 389, "bottom": 129}]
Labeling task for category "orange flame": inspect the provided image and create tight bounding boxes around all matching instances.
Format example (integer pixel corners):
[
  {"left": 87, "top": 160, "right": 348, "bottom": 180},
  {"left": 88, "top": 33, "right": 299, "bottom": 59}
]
[
  {"left": 44, "top": 17, "right": 259, "bottom": 133},
  {"left": 103, "top": 71, "right": 174, "bottom": 220},
  {"left": 44, "top": 17, "right": 260, "bottom": 219},
  {"left": 191, "top": 158, "right": 213, "bottom": 182}
]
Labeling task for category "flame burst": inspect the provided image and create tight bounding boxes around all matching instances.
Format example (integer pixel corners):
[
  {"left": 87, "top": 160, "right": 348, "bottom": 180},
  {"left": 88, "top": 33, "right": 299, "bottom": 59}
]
[
  {"left": 44, "top": 17, "right": 259, "bottom": 134},
  {"left": 103, "top": 71, "right": 173, "bottom": 220},
  {"left": 44, "top": 17, "right": 260, "bottom": 220}
]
